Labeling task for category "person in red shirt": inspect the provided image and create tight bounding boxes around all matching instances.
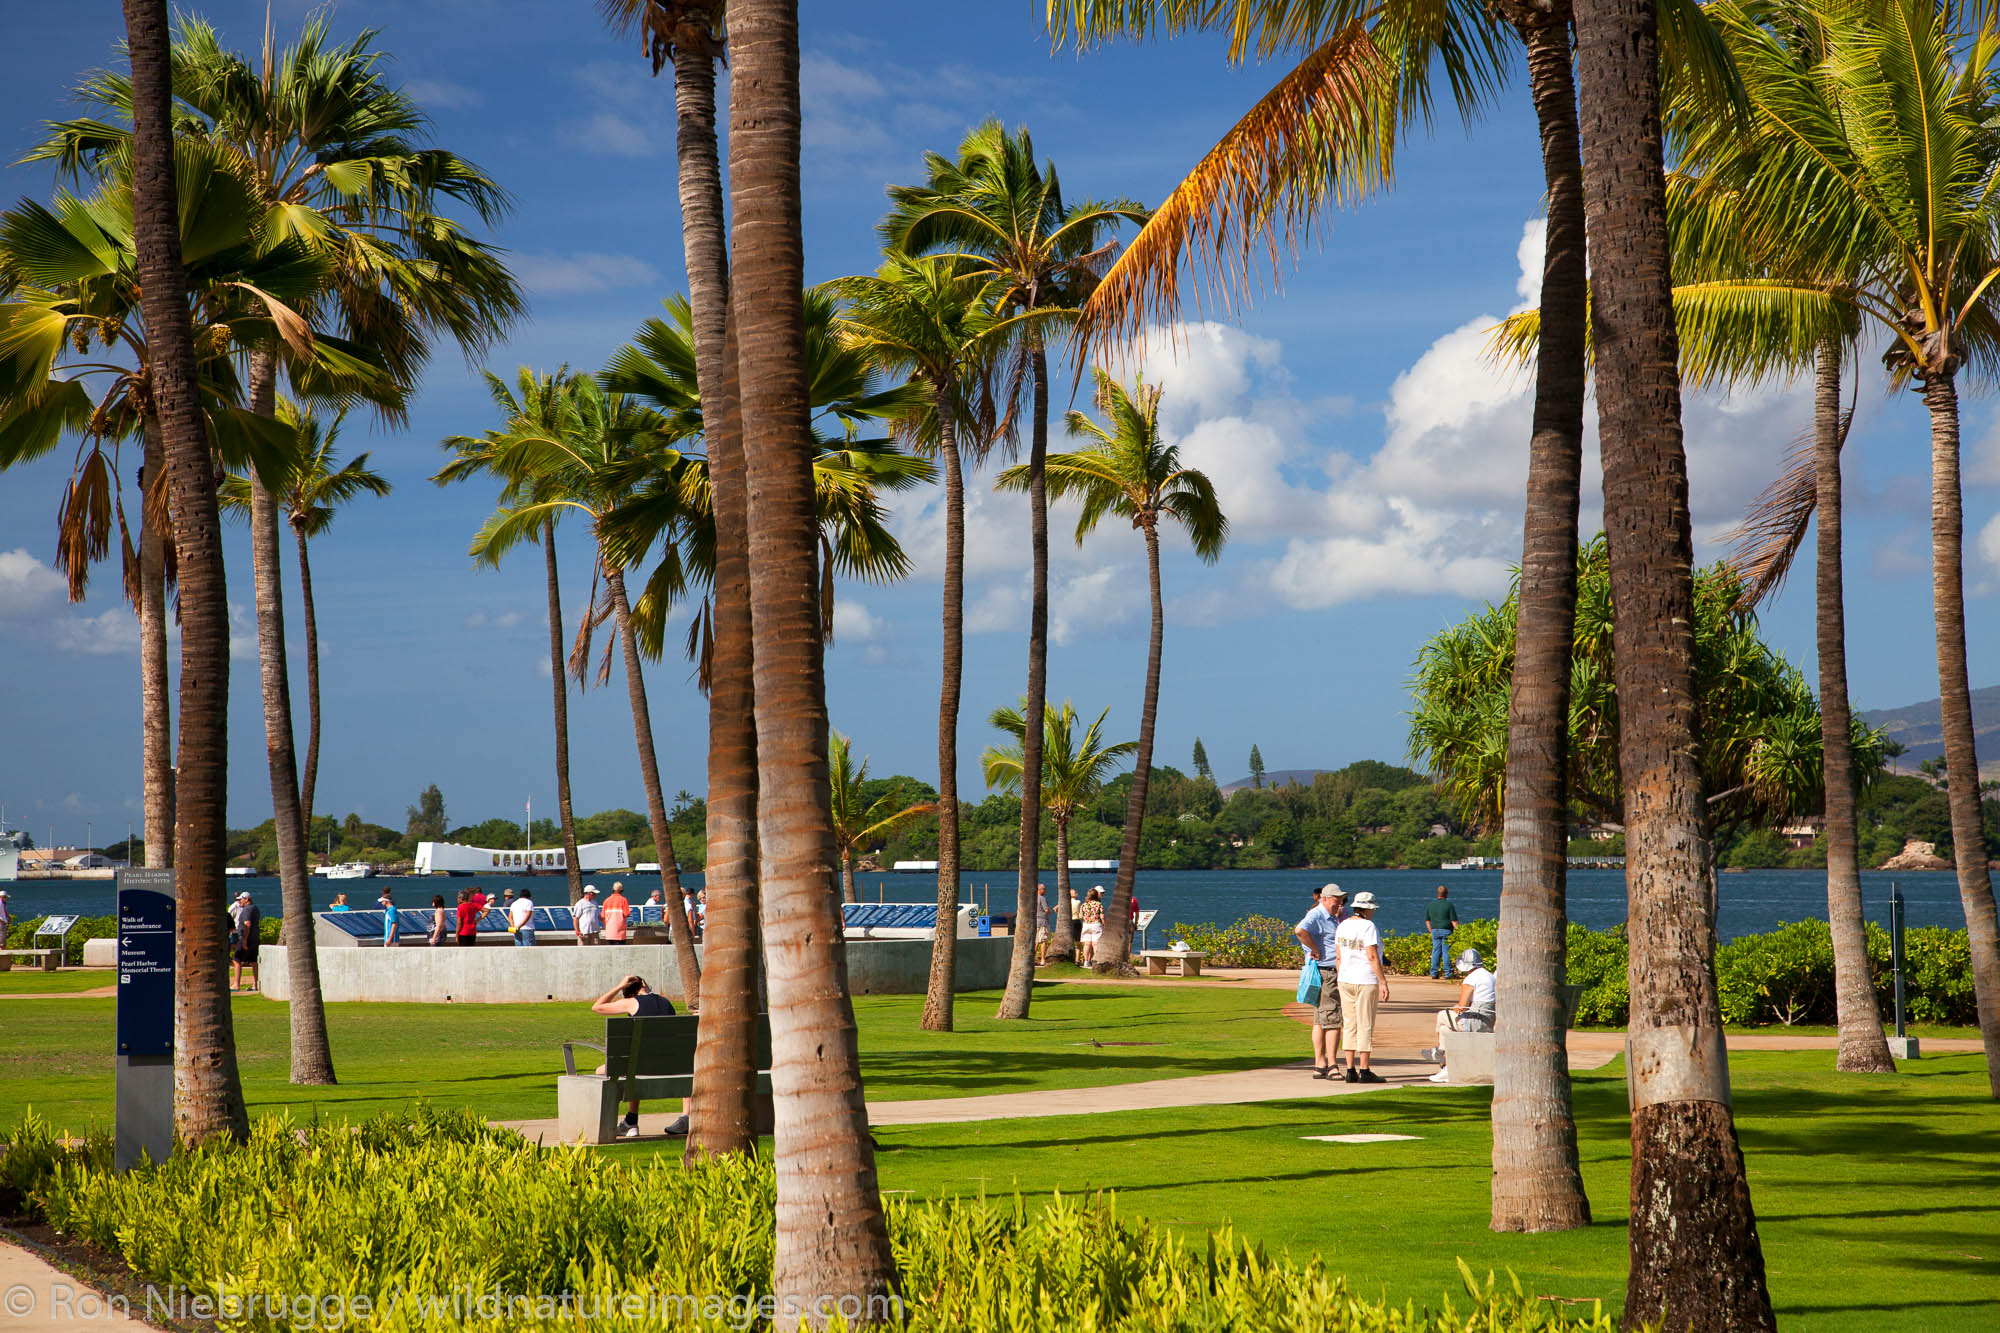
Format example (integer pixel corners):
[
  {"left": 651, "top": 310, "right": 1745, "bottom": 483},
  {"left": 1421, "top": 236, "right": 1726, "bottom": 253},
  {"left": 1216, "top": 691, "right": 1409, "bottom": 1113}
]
[
  {"left": 602, "top": 882, "right": 631, "bottom": 943},
  {"left": 455, "top": 888, "right": 480, "bottom": 946}
]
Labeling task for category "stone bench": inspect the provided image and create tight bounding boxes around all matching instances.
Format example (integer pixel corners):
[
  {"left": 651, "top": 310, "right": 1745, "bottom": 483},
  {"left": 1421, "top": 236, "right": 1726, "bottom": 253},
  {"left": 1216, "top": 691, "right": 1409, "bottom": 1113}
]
[
  {"left": 1436, "top": 984, "right": 1585, "bottom": 1086},
  {"left": 556, "top": 1012, "right": 774, "bottom": 1144},
  {"left": 1142, "top": 949, "right": 1207, "bottom": 977},
  {"left": 0, "top": 948, "right": 61, "bottom": 973}
]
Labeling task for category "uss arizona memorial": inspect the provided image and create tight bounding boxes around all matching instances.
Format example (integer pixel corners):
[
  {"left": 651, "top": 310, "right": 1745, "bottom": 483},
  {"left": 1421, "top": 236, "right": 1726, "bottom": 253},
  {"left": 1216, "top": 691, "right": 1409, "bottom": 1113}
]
[{"left": 412, "top": 840, "right": 631, "bottom": 875}]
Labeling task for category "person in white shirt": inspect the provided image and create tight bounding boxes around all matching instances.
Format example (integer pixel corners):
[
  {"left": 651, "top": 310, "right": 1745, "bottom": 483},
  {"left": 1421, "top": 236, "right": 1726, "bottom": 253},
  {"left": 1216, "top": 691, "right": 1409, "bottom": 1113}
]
[
  {"left": 1430, "top": 949, "right": 1498, "bottom": 1083},
  {"left": 573, "top": 884, "right": 604, "bottom": 945},
  {"left": 1333, "top": 891, "right": 1390, "bottom": 1083},
  {"left": 509, "top": 888, "right": 537, "bottom": 946}
]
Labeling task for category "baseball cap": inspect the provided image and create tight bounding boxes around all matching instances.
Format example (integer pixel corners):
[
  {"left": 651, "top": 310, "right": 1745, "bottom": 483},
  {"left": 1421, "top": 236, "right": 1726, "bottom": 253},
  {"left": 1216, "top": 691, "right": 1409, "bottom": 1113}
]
[
  {"left": 1320, "top": 882, "right": 1345, "bottom": 899},
  {"left": 582, "top": 884, "right": 599, "bottom": 895}
]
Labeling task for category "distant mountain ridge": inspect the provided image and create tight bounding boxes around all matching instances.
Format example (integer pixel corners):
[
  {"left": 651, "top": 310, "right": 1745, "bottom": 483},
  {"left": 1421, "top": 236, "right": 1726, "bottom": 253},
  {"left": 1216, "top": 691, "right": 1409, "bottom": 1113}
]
[
  {"left": 1857, "top": 685, "right": 2000, "bottom": 778},
  {"left": 1218, "top": 768, "right": 1331, "bottom": 794}
]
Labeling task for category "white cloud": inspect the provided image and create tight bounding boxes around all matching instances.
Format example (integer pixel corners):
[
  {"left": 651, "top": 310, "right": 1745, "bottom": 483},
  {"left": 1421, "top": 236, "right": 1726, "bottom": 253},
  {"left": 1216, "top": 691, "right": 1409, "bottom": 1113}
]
[
  {"left": 51, "top": 608, "right": 139, "bottom": 655},
  {"left": 0, "top": 548, "right": 66, "bottom": 615},
  {"left": 1979, "top": 512, "right": 2000, "bottom": 577},
  {"left": 403, "top": 77, "right": 484, "bottom": 111},
  {"left": 512, "top": 250, "right": 660, "bottom": 297},
  {"left": 832, "top": 598, "right": 881, "bottom": 641}
]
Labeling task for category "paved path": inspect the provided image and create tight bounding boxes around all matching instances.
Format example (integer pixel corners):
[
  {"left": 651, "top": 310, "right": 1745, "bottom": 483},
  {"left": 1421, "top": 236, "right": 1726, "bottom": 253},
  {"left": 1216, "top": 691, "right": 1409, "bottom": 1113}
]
[{"left": 0, "top": 1239, "right": 148, "bottom": 1330}]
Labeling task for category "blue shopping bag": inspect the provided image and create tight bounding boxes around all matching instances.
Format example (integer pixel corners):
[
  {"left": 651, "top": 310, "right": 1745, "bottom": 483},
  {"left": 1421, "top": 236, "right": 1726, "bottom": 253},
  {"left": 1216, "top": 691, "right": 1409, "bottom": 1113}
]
[{"left": 1296, "top": 958, "right": 1322, "bottom": 1006}]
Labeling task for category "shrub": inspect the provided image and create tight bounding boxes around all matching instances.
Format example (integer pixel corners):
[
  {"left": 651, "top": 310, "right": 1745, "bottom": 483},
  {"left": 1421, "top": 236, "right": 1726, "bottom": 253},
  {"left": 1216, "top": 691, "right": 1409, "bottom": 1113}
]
[
  {"left": 1716, "top": 921, "right": 1836, "bottom": 1026},
  {"left": 0, "top": 1110, "right": 1620, "bottom": 1332},
  {"left": 5, "top": 914, "right": 115, "bottom": 966},
  {"left": 1565, "top": 924, "right": 1630, "bottom": 1026},
  {"left": 1167, "top": 914, "right": 1303, "bottom": 968},
  {"left": 1382, "top": 919, "right": 1500, "bottom": 977}
]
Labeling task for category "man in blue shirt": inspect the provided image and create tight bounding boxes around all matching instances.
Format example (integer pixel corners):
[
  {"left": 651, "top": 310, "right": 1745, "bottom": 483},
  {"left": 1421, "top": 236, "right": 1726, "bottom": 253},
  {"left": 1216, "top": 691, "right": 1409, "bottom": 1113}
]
[
  {"left": 1292, "top": 883, "right": 1348, "bottom": 1078},
  {"left": 378, "top": 890, "right": 399, "bottom": 947}
]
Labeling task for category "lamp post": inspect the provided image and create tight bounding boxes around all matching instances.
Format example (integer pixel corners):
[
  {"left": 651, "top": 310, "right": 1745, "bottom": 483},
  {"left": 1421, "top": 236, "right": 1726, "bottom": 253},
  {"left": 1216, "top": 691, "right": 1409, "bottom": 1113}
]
[{"left": 1888, "top": 882, "right": 1919, "bottom": 1060}]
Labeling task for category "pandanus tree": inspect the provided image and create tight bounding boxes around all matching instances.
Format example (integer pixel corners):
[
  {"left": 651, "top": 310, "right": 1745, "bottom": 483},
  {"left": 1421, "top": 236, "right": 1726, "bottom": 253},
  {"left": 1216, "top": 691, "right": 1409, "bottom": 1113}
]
[
  {"left": 881, "top": 119, "right": 1145, "bottom": 1019},
  {"left": 1661, "top": 0, "right": 2000, "bottom": 1099},
  {"left": 435, "top": 368, "right": 589, "bottom": 907},
  {"left": 829, "top": 732, "right": 936, "bottom": 904},
  {"left": 593, "top": 0, "right": 755, "bottom": 1160},
  {"left": 832, "top": 254, "right": 1033, "bottom": 1033},
  {"left": 728, "top": 0, "right": 899, "bottom": 1305},
  {"left": 1001, "top": 370, "right": 1225, "bottom": 968},
  {"left": 981, "top": 699, "right": 1137, "bottom": 961},
  {"left": 451, "top": 372, "right": 705, "bottom": 1003},
  {"left": 30, "top": 12, "right": 519, "bottom": 1086},
  {"left": 220, "top": 401, "right": 391, "bottom": 830}
]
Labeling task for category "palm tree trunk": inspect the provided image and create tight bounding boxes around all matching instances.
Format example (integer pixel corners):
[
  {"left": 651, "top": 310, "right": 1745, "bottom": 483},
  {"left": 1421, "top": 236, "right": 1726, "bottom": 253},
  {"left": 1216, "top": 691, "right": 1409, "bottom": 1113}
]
[
  {"left": 607, "top": 564, "right": 702, "bottom": 1004},
  {"left": 1817, "top": 342, "right": 1894, "bottom": 1075},
  {"left": 842, "top": 851, "right": 858, "bottom": 904},
  {"left": 922, "top": 406, "right": 965, "bottom": 1031},
  {"left": 123, "top": 0, "right": 248, "bottom": 1147},
  {"left": 1571, "top": 0, "right": 1775, "bottom": 1323},
  {"left": 671, "top": 7, "right": 763, "bottom": 1160},
  {"left": 245, "top": 351, "right": 334, "bottom": 1085},
  {"left": 997, "top": 350, "right": 1052, "bottom": 1019},
  {"left": 542, "top": 519, "right": 584, "bottom": 904},
  {"left": 1051, "top": 817, "right": 1073, "bottom": 961},
  {"left": 729, "top": 0, "right": 898, "bottom": 1309},
  {"left": 294, "top": 525, "right": 321, "bottom": 832},
  {"left": 137, "top": 428, "right": 174, "bottom": 869},
  {"left": 690, "top": 310, "right": 764, "bottom": 1156},
  {"left": 1099, "top": 523, "right": 1163, "bottom": 968},
  {"left": 1922, "top": 372, "right": 2000, "bottom": 1096},
  {"left": 1491, "top": 1, "right": 1590, "bottom": 1234}
]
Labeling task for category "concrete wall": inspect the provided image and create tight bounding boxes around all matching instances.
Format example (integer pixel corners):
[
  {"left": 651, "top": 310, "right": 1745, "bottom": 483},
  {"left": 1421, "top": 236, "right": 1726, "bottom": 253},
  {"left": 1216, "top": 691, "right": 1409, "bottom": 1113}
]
[{"left": 258, "top": 936, "right": 1012, "bottom": 1004}]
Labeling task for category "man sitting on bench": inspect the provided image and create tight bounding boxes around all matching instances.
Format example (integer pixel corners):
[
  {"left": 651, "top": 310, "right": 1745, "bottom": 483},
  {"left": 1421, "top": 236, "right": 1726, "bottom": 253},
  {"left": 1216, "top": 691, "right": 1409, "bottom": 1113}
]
[
  {"left": 1428, "top": 948, "right": 1496, "bottom": 1084},
  {"left": 590, "top": 975, "right": 678, "bottom": 1138}
]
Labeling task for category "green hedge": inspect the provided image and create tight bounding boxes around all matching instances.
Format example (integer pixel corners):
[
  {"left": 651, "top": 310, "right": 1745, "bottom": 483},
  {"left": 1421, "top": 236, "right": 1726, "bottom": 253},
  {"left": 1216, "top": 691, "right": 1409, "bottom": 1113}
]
[
  {"left": 1171, "top": 912, "right": 1976, "bottom": 1028},
  {"left": 0, "top": 1110, "right": 1618, "bottom": 1332},
  {"left": 7, "top": 912, "right": 284, "bottom": 965}
]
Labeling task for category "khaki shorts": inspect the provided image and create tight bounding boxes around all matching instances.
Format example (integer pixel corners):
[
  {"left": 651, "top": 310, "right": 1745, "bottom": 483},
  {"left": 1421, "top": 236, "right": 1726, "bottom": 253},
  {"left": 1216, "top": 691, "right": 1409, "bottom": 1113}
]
[
  {"left": 1314, "top": 978, "right": 1344, "bottom": 1029},
  {"left": 1340, "top": 981, "right": 1379, "bottom": 1052}
]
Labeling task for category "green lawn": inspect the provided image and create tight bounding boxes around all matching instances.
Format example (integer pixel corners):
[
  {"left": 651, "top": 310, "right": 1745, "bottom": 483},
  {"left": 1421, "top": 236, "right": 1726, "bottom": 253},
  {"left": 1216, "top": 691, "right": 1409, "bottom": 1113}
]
[
  {"left": 0, "top": 969, "right": 115, "bottom": 994},
  {"left": 0, "top": 982, "right": 1305, "bottom": 1130},
  {"left": 6, "top": 983, "right": 1994, "bottom": 1330}
]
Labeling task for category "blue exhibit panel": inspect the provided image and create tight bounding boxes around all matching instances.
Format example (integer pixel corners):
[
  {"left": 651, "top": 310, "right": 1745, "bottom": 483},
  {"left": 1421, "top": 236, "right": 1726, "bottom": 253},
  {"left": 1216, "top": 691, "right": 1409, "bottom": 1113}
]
[{"left": 841, "top": 903, "right": 942, "bottom": 929}]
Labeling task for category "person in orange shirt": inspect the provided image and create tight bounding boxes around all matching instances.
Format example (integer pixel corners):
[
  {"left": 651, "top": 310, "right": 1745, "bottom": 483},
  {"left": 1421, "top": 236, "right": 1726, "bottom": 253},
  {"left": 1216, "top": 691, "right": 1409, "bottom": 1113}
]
[{"left": 601, "top": 881, "right": 631, "bottom": 944}]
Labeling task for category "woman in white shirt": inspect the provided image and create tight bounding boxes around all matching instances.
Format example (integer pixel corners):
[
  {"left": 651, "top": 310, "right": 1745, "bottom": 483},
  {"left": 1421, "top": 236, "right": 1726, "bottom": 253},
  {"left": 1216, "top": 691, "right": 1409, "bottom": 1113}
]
[
  {"left": 1332, "top": 892, "right": 1390, "bottom": 1083},
  {"left": 1430, "top": 948, "right": 1497, "bottom": 1083}
]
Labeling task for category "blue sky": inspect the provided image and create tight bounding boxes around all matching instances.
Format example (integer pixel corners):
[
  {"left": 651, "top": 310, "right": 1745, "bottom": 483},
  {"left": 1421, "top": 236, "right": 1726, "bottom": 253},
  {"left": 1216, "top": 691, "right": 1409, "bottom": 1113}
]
[{"left": 1, "top": 0, "right": 1994, "bottom": 840}]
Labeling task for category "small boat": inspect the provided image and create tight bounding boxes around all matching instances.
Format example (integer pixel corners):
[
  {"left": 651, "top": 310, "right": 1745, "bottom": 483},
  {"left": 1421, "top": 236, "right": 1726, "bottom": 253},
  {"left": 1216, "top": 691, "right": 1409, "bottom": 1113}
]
[
  {"left": 1439, "top": 856, "right": 1502, "bottom": 871},
  {"left": 1066, "top": 859, "right": 1118, "bottom": 871},
  {"left": 316, "top": 862, "right": 375, "bottom": 880},
  {"left": 891, "top": 860, "right": 940, "bottom": 872},
  {"left": 225, "top": 867, "right": 254, "bottom": 878},
  {"left": 634, "top": 862, "right": 662, "bottom": 873}
]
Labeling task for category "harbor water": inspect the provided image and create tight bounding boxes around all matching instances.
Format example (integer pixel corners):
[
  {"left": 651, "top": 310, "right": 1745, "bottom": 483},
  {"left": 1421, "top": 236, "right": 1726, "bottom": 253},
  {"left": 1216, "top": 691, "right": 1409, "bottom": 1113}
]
[{"left": 5, "top": 866, "right": 1976, "bottom": 944}]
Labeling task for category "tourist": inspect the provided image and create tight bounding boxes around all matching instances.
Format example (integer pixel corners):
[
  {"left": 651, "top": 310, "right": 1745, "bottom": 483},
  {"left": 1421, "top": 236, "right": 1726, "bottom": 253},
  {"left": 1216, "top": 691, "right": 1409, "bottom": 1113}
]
[
  {"left": 0, "top": 889, "right": 9, "bottom": 939},
  {"left": 602, "top": 882, "right": 631, "bottom": 944},
  {"left": 1292, "top": 883, "right": 1346, "bottom": 1078},
  {"left": 1326, "top": 885, "right": 1349, "bottom": 923},
  {"left": 1429, "top": 948, "right": 1497, "bottom": 1084},
  {"left": 328, "top": 892, "right": 351, "bottom": 912},
  {"left": 588, "top": 974, "right": 678, "bottom": 1138},
  {"left": 644, "top": 888, "right": 664, "bottom": 912},
  {"left": 575, "top": 884, "right": 604, "bottom": 945},
  {"left": 468, "top": 885, "right": 487, "bottom": 915},
  {"left": 455, "top": 888, "right": 480, "bottom": 947},
  {"left": 1035, "top": 882, "right": 1050, "bottom": 965},
  {"left": 230, "top": 892, "right": 260, "bottom": 990},
  {"left": 1334, "top": 890, "right": 1389, "bottom": 1083},
  {"left": 1079, "top": 886, "right": 1106, "bottom": 965},
  {"left": 694, "top": 888, "right": 708, "bottom": 939},
  {"left": 509, "top": 886, "right": 536, "bottom": 946},
  {"left": 1425, "top": 885, "right": 1460, "bottom": 979},
  {"left": 427, "top": 894, "right": 449, "bottom": 946},
  {"left": 378, "top": 890, "right": 399, "bottom": 947}
]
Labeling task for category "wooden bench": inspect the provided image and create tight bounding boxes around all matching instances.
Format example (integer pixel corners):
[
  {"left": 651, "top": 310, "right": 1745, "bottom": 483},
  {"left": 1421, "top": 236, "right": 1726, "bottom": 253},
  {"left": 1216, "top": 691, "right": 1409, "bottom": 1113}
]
[
  {"left": 556, "top": 1013, "right": 774, "bottom": 1145},
  {"left": 0, "top": 948, "right": 61, "bottom": 973},
  {"left": 1142, "top": 949, "right": 1207, "bottom": 977}
]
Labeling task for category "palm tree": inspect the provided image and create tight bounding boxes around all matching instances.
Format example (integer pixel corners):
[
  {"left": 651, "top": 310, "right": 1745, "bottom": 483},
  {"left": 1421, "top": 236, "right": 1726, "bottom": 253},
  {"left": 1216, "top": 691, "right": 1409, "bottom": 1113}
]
[
  {"left": 436, "top": 368, "right": 588, "bottom": 907},
  {"left": 982, "top": 699, "right": 1136, "bottom": 961},
  {"left": 881, "top": 120, "right": 1145, "bottom": 1020},
  {"left": 829, "top": 732, "right": 935, "bottom": 903},
  {"left": 1570, "top": 0, "right": 1773, "bottom": 1320},
  {"left": 1003, "top": 370, "right": 1224, "bottom": 968},
  {"left": 833, "top": 254, "right": 1025, "bottom": 1032},
  {"left": 32, "top": 13, "right": 518, "bottom": 1087},
  {"left": 118, "top": 0, "right": 247, "bottom": 1146},
  {"left": 1044, "top": 0, "right": 1606, "bottom": 1232},
  {"left": 220, "top": 403, "right": 391, "bottom": 829},
  {"left": 1666, "top": 0, "right": 2000, "bottom": 1098},
  {"left": 729, "top": 0, "right": 898, "bottom": 1306},
  {"left": 593, "top": 0, "right": 754, "bottom": 1160},
  {"left": 455, "top": 373, "right": 706, "bottom": 1003}
]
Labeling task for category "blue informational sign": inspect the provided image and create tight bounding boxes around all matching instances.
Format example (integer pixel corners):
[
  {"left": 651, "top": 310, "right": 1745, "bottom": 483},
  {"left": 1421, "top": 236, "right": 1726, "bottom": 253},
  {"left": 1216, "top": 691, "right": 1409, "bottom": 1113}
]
[{"left": 117, "top": 870, "right": 176, "bottom": 1058}]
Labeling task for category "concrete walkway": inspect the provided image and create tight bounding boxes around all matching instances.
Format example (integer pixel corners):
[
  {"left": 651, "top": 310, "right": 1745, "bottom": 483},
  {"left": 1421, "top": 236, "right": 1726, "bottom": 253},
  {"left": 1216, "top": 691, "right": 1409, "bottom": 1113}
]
[{"left": 0, "top": 1238, "right": 148, "bottom": 1330}]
